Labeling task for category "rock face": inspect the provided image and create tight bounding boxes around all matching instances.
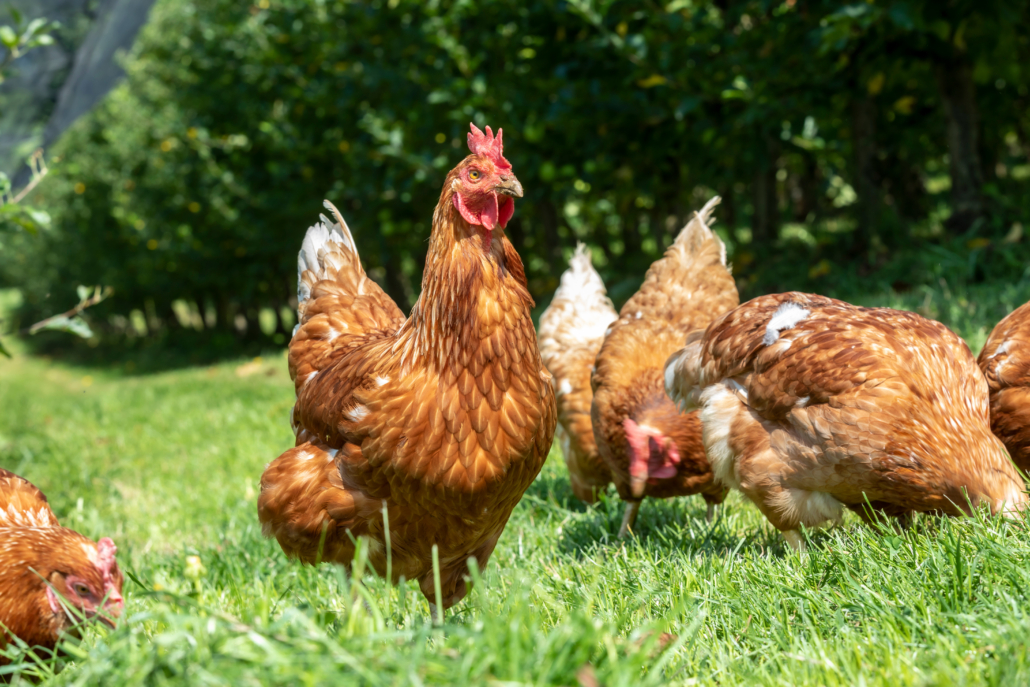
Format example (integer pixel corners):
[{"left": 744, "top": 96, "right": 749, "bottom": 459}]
[{"left": 0, "top": 0, "right": 156, "bottom": 180}]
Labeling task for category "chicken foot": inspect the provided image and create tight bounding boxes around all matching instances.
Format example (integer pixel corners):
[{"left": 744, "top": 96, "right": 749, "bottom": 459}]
[
  {"left": 618, "top": 501, "right": 641, "bottom": 538},
  {"left": 782, "top": 530, "right": 806, "bottom": 552}
]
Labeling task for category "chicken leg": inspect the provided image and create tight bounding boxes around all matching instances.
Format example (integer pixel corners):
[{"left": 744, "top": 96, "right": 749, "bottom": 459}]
[
  {"left": 618, "top": 500, "right": 641, "bottom": 538},
  {"left": 782, "top": 530, "right": 806, "bottom": 552}
]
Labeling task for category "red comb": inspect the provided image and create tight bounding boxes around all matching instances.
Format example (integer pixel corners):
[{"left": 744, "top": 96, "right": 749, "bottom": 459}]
[
  {"left": 467, "top": 123, "right": 511, "bottom": 170},
  {"left": 97, "top": 537, "right": 119, "bottom": 584}
]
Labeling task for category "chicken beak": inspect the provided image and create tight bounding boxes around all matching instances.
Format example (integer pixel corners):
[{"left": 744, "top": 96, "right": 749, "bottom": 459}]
[
  {"left": 495, "top": 173, "right": 523, "bottom": 198},
  {"left": 98, "top": 588, "right": 124, "bottom": 628}
]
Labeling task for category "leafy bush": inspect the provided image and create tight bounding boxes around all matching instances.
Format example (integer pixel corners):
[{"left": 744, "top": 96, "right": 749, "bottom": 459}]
[{"left": 4, "top": 0, "right": 1030, "bottom": 348}]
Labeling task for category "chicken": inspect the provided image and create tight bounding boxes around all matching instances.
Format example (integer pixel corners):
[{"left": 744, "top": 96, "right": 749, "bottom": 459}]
[
  {"left": 978, "top": 301, "right": 1030, "bottom": 474},
  {"left": 0, "top": 469, "right": 124, "bottom": 664},
  {"left": 537, "top": 243, "right": 618, "bottom": 503},
  {"left": 664, "top": 292, "right": 1027, "bottom": 550},
  {"left": 258, "top": 124, "right": 556, "bottom": 613},
  {"left": 590, "top": 197, "right": 738, "bottom": 537}
]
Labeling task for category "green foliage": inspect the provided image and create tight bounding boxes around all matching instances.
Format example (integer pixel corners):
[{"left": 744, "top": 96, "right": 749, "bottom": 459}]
[
  {"left": 2, "top": 285, "right": 1030, "bottom": 684},
  {"left": 3, "top": 0, "right": 1028, "bottom": 347},
  {"left": 0, "top": 9, "right": 56, "bottom": 80}
]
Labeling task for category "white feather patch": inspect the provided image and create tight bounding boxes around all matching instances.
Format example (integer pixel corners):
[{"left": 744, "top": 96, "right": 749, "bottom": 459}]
[
  {"left": 763, "top": 302, "right": 810, "bottom": 346},
  {"left": 346, "top": 405, "right": 369, "bottom": 421},
  {"left": 988, "top": 341, "right": 1011, "bottom": 360}
]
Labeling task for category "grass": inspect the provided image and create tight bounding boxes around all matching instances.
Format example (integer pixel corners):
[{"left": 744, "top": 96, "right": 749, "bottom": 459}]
[{"left": 3, "top": 277, "right": 1030, "bottom": 686}]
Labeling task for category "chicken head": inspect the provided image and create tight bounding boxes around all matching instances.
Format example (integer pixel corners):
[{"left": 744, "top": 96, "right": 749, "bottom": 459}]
[
  {"left": 44, "top": 536, "right": 124, "bottom": 630},
  {"left": 451, "top": 124, "right": 523, "bottom": 244}
]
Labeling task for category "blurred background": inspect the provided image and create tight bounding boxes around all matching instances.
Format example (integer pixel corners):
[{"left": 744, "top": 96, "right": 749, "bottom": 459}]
[{"left": 2, "top": 0, "right": 1029, "bottom": 363}]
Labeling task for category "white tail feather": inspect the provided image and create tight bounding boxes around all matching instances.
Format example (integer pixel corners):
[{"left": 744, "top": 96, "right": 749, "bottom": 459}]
[
  {"left": 539, "top": 243, "right": 617, "bottom": 354},
  {"left": 297, "top": 200, "right": 360, "bottom": 307},
  {"left": 671, "top": 195, "right": 726, "bottom": 267}
]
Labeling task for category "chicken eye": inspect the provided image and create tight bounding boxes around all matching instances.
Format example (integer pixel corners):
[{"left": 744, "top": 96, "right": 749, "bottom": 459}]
[
  {"left": 73, "top": 583, "right": 91, "bottom": 597},
  {"left": 468, "top": 169, "right": 481, "bottom": 181}
]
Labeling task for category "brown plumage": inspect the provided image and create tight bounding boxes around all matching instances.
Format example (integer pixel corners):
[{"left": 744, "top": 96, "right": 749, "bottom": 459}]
[
  {"left": 979, "top": 301, "right": 1030, "bottom": 474},
  {"left": 258, "top": 124, "right": 556, "bottom": 612},
  {"left": 0, "top": 469, "right": 59, "bottom": 528},
  {"left": 590, "top": 197, "right": 739, "bottom": 536},
  {"left": 0, "top": 469, "right": 124, "bottom": 664},
  {"left": 665, "top": 292, "right": 1027, "bottom": 549},
  {"left": 537, "top": 243, "right": 618, "bottom": 503}
]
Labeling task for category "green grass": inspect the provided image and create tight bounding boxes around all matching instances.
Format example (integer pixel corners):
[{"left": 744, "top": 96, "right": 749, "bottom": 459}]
[{"left": 4, "top": 278, "right": 1030, "bottom": 686}]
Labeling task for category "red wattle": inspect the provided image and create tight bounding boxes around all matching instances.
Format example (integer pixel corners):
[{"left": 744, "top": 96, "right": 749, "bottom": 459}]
[
  {"left": 453, "top": 192, "right": 500, "bottom": 231},
  {"left": 453, "top": 193, "right": 495, "bottom": 249},
  {"left": 498, "top": 196, "right": 514, "bottom": 228}
]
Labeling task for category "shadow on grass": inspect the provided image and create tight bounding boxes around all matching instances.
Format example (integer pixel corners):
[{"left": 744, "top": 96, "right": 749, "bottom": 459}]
[
  {"left": 520, "top": 459, "right": 806, "bottom": 559},
  {"left": 21, "top": 328, "right": 288, "bottom": 375},
  {"left": 554, "top": 493, "right": 790, "bottom": 560},
  {"left": 521, "top": 462, "right": 597, "bottom": 515}
]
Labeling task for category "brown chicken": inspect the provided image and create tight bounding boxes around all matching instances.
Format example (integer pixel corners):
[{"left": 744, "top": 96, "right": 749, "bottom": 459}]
[
  {"left": 0, "top": 469, "right": 124, "bottom": 664},
  {"left": 537, "top": 243, "right": 618, "bottom": 503},
  {"left": 978, "top": 301, "right": 1030, "bottom": 474},
  {"left": 591, "top": 197, "right": 739, "bottom": 537},
  {"left": 258, "top": 124, "right": 556, "bottom": 612},
  {"left": 665, "top": 292, "right": 1027, "bottom": 550}
]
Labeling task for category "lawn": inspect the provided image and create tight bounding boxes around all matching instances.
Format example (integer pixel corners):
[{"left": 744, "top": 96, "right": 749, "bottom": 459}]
[{"left": 3, "top": 279, "right": 1030, "bottom": 686}]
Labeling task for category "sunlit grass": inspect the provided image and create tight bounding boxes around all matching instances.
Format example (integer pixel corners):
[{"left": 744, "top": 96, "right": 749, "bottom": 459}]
[{"left": 3, "top": 279, "right": 1030, "bottom": 684}]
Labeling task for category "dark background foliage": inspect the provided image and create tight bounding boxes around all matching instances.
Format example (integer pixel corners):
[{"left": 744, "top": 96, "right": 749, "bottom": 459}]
[{"left": 4, "top": 0, "right": 1030, "bottom": 354}]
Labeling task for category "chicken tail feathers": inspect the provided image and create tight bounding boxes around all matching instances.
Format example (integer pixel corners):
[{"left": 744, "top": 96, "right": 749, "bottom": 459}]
[
  {"left": 538, "top": 243, "right": 617, "bottom": 365},
  {"left": 670, "top": 195, "right": 727, "bottom": 269},
  {"left": 561, "top": 243, "right": 611, "bottom": 306},
  {"left": 289, "top": 201, "right": 405, "bottom": 389},
  {"left": 296, "top": 201, "right": 364, "bottom": 325}
]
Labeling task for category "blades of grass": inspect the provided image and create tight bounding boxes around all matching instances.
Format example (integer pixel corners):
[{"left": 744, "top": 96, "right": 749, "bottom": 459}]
[
  {"left": 315, "top": 518, "right": 329, "bottom": 566},
  {"left": 432, "top": 544, "right": 443, "bottom": 625},
  {"left": 382, "top": 499, "right": 392, "bottom": 617}
]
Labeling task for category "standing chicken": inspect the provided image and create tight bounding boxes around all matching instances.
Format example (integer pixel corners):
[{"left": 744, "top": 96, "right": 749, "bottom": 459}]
[
  {"left": 591, "top": 197, "right": 738, "bottom": 536},
  {"left": 0, "top": 469, "right": 124, "bottom": 664},
  {"left": 258, "top": 124, "right": 556, "bottom": 612},
  {"left": 537, "top": 244, "right": 618, "bottom": 503},
  {"left": 665, "top": 293, "right": 1027, "bottom": 550},
  {"left": 978, "top": 301, "right": 1030, "bottom": 473}
]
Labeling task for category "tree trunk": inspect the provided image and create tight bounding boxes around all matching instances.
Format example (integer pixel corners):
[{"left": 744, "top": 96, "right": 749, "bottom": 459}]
[
  {"left": 216, "top": 295, "right": 232, "bottom": 332},
  {"left": 851, "top": 95, "right": 879, "bottom": 254},
  {"left": 796, "top": 152, "right": 818, "bottom": 222},
  {"left": 536, "top": 199, "right": 565, "bottom": 272},
  {"left": 274, "top": 303, "right": 291, "bottom": 336},
  {"left": 752, "top": 140, "right": 779, "bottom": 245},
  {"left": 934, "top": 60, "right": 984, "bottom": 233},
  {"left": 618, "top": 198, "right": 642, "bottom": 257},
  {"left": 194, "top": 296, "right": 211, "bottom": 330},
  {"left": 721, "top": 187, "right": 736, "bottom": 229},
  {"left": 381, "top": 248, "right": 415, "bottom": 313}
]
